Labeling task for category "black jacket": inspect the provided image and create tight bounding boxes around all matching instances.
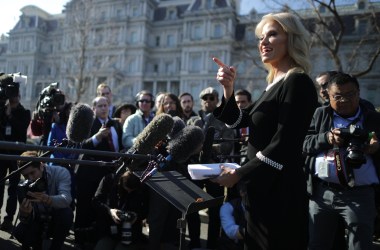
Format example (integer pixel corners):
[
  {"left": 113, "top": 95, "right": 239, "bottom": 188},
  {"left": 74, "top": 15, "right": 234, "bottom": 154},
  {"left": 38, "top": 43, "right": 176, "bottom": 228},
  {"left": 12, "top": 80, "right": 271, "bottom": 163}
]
[{"left": 303, "top": 104, "right": 380, "bottom": 197}]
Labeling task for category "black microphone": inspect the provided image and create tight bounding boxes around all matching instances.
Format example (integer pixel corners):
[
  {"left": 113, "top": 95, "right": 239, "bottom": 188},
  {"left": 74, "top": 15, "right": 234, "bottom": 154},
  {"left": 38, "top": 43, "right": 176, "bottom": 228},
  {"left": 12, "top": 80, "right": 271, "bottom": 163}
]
[
  {"left": 200, "top": 126, "right": 215, "bottom": 163},
  {"left": 131, "top": 114, "right": 174, "bottom": 155},
  {"left": 141, "top": 125, "right": 205, "bottom": 182},
  {"left": 124, "top": 114, "right": 174, "bottom": 173},
  {"left": 66, "top": 103, "right": 94, "bottom": 144},
  {"left": 168, "top": 116, "right": 186, "bottom": 139}
]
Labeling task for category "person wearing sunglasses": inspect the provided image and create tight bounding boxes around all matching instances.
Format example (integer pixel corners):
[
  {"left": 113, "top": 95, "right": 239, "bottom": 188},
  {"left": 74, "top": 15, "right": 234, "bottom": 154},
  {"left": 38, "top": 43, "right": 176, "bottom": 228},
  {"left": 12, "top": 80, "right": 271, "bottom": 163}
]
[
  {"left": 315, "top": 71, "right": 337, "bottom": 105},
  {"left": 186, "top": 87, "right": 234, "bottom": 250},
  {"left": 122, "top": 90, "right": 155, "bottom": 150}
]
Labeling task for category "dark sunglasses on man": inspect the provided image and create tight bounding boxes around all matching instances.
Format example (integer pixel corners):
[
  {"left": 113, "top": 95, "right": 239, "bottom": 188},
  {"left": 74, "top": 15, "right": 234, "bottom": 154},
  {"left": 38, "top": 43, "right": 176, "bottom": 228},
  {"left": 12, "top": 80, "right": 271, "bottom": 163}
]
[
  {"left": 138, "top": 99, "right": 152, "bottom": 104},
  {"left": 202, "top": 95, "right": 215, "bottom": 101}
]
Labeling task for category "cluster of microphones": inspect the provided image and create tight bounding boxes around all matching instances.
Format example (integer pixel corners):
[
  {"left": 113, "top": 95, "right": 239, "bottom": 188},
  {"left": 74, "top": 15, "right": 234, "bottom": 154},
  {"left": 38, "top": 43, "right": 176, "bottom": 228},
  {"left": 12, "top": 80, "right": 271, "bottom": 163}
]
[
  {"left": 65, "top": 103, "right": 206, "bottom": 183},
  {"left": 0, "top": 102, "right": 216, "bottom": 184}
]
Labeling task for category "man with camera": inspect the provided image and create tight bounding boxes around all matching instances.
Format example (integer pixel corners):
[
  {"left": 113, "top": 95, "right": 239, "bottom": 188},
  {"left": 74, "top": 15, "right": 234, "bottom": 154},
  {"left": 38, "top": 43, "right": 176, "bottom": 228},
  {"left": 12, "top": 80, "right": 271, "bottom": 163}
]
[
  {"left": 303, "top": 72, "right": 380, "bottom": 250},
  {"left": 30, "top": 83, "right": 65, "bottom": 146},
  {"left": 92, "top": 170, "right": 148, "bottom": 250},
  {"left": 13, "top": 150, "right": 73, "bottom": 250},
  {"left": 0, "top": 74, "right": 31, "bottom": 232}
]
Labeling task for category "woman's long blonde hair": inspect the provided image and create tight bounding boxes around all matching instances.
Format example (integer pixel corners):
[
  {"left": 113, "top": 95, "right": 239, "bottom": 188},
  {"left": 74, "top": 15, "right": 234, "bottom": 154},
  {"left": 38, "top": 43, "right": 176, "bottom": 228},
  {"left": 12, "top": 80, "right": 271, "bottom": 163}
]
[{"left": 255, "top": 12, "right": 311, "bottom": 83}]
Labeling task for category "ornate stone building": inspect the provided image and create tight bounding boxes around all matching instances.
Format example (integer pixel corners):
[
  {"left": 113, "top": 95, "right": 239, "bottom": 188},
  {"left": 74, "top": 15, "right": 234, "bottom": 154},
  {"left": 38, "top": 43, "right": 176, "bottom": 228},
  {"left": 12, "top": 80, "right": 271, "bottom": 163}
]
[{"left": 0, "top": 0, "right": 379, "bottom": 110}]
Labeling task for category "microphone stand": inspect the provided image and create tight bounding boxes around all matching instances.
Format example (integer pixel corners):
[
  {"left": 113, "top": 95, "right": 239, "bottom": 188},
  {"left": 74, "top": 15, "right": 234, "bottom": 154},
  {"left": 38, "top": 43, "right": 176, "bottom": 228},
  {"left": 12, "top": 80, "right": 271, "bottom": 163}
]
[
  {"left": 0, "top": 141, "right": 155, "bottom": 160},
  {"left": 0, "top": 140, "right": 156, "bottom": 184}
]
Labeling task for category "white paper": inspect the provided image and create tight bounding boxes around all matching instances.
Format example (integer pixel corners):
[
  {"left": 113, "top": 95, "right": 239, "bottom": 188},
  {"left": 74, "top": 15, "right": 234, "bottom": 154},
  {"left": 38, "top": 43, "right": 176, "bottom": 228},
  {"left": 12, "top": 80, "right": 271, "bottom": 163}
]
[{"left": 187, "top": 163, "right": 241, "bottom": 180}]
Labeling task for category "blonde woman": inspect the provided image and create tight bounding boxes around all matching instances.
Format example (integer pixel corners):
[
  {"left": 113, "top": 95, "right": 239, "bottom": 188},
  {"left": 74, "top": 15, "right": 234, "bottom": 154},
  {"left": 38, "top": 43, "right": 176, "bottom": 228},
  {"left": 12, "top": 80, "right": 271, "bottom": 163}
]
[{"left": 212, "top": 12, "right": 318, "bottom": 249}]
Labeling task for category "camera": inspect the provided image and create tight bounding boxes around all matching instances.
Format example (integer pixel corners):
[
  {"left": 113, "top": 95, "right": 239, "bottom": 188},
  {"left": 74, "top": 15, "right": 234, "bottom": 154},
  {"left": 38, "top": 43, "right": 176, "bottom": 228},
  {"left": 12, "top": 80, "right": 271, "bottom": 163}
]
[
  {"left": 36, "top": 82, "right": 65, "bottom": 118},
  {"left": 116, "top": 211, "right": 137, "bottom": 245},
  {"left": 0, "top": 73, "right": 25, "bottom": 104},
  {"left": 17, "top": 177, "right": 47, "bottom": 201},
  {"left": 339, "top": 124, "right": 370, "bottom": 169}
]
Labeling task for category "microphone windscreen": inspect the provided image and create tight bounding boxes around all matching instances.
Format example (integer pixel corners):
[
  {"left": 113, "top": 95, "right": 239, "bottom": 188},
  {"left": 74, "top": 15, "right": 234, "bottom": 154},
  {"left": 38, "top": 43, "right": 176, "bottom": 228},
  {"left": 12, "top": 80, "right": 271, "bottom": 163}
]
[
  {"left": 168, "top": 116, "right": 186, "bottom": 139},
  {"left": 168, "top": 125, "right": 205, "bottom": 163},
  {"left": 66, "top": 103, "right": 94, "bottom": 143},
  {"left": 133, "top": 114, "right": 174, "bottom": 154},
  {"left": 200, "top": 126, "right": 215, "bottom": 163}
]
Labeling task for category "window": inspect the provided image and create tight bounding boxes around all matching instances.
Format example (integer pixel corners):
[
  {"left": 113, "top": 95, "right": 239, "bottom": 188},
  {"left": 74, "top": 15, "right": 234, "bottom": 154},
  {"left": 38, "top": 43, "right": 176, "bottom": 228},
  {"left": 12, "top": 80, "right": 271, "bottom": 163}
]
[
  {"left": 129, "top": 58, "right": 138, "bottom": 72},
  {"left": 357, "top": 19, "right": 367, "bottom": 34},
  {"left": 189, "top": 52, "right": 201, "bottom": 72},
  {"left": 192, "top": 25, "right": 202, "bottom": 40},
  {"left": 154, "top": 64, "right": 159, "bottom": 73},
  {"left": 100, "top": 11, "right": 106, "bottom": 21},
  {"left": 245, "top": 28, "right": 255, "bottom": 42},
  {"left": 165, "top": 61, "right": 175, "bottom": 73},
  {"left": 116, "top": 9, "right": 123, "bottom": 19},
  {"left": 213, "top": 24, "right": 222, "bottom": 38},
  {"left": 206, "top": 0, "right": 213, "bottom": 9},
  {"left": 167, "top": 34, "right": 175, "bottom": 47},
  {"left": 358, "top": 1, "right": 365, "bottom": 10},
  {"left": 156, "top": 36, "right": 160, "bottom": 47},
  {"left": 132, "top": 6, "right": 139, "bottom": 17},
  {"left": 131, "top": 31, "right": 138, "bottom": 44},
  {"left": 168, "top": 10, "right": 176, "bottom": 20}
]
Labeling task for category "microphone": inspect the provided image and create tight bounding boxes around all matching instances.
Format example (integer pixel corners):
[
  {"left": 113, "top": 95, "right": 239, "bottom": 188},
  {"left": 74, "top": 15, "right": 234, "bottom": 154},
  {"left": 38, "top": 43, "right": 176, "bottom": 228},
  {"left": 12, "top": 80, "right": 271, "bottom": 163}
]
[
  {"left": 168, "top": 125, "right": 205, "bottom": 163},
  {"left": 200, "top": 126, "right": 215, "bottom": 163},
  {"left": 66, "top": 103, "right": 94, "bottom": 144},
  {"left": 140, "top": 125, "right": 205, "bottom": 182},
  {"left": 131, "top": 113, "right": 174, "bottom": 155},
  {"left": 168, "top": 116, "right": 186, "bottom": 139}
]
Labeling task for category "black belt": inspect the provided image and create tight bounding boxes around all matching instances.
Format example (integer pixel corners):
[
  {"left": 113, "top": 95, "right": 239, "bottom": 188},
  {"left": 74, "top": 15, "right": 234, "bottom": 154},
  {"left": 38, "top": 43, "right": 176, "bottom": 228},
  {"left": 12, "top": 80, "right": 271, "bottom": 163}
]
[{"left": 316, "top": 178, "right": 374, "bottom": 191}]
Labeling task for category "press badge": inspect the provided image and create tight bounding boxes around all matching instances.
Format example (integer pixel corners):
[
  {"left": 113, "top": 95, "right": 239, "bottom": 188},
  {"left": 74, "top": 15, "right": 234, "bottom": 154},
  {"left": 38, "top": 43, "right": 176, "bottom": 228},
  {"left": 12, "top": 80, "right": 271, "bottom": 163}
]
[
  {"left": 5, "top": 125, "right": 11, "bottom": 136},
  {"left": 318, "top": 160, "right": 329, "bottom": 178}
]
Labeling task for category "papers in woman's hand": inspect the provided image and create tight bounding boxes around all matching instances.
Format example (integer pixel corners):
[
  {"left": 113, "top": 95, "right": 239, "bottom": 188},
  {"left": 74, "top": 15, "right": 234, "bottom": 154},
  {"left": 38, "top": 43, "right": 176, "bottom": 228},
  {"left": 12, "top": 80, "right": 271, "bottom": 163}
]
[{"left": 188, "top": 163, "right": 241, "bottom": 180}]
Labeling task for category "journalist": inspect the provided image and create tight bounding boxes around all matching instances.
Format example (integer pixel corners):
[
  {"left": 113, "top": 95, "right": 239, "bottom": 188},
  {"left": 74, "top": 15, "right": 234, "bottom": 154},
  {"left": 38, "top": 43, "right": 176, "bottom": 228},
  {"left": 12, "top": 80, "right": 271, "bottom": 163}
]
[
  {"left": 303, "top": 72, "right": 380, "bottom": 250},
  {"left": 0, "top": 74, "right": 31, "bottom": 232},
  {"left": 92, "top": 170, "right": 148, "bottom": 250},
  {"left": 13, "top": 151, "right": 73, "bottom": 250}
]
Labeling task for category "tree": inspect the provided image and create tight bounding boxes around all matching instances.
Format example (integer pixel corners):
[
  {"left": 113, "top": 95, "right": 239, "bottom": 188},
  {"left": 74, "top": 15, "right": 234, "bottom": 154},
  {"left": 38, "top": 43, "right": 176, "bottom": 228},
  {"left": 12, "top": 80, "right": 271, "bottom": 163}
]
[
  {"left": 62, "top": 0, "right": 93, "bottom": 102},
  {"left": 307, "top": 0, "right": 380, "bottom": 76}
]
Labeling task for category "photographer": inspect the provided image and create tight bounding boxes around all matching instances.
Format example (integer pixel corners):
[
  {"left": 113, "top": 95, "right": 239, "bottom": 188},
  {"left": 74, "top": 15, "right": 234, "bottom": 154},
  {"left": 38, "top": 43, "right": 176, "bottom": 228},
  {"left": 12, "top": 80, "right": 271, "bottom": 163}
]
[
  {"left": 303, "top": 72, "right": 380, "bottom": 249},
  {"left": 92, "top": 170, "right": 148, "bottom": 250},
  {"left": 0, "top": 74, "right": 30, "bottom": 232},
  {"left": 30, "top": 83, "right": 65, "bottom": 146},
  {"left": 13, "top": 151, "right": 73, "bottom": 250}
]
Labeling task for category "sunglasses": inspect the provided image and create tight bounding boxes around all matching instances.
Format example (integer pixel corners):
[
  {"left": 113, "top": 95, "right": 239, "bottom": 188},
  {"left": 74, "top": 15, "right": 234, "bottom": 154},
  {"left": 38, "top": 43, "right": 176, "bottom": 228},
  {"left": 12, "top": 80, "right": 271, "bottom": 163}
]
[
  {"left": 138, "top": 99, "right": 152, "bottom": 104},
  {"left": 202, "top": 95, "right": 215, "bottom": 101}
]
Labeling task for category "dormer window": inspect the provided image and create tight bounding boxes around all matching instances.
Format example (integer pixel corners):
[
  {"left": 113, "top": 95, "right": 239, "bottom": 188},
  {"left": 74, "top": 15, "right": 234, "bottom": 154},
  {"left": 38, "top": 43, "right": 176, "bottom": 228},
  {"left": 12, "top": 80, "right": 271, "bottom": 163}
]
[
  {"left": 358, "top": 1, "right": 365, "bottom": 10},
  {"left": 168, "top": 9, "right": 176, "bottom": 20}
]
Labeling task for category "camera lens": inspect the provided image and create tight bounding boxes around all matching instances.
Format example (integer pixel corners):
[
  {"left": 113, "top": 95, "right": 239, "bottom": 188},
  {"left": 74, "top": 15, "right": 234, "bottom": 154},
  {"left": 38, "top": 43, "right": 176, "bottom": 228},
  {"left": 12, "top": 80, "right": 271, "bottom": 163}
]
[{"left": 120, "top": 221, "right": 132, "bottom": 245}]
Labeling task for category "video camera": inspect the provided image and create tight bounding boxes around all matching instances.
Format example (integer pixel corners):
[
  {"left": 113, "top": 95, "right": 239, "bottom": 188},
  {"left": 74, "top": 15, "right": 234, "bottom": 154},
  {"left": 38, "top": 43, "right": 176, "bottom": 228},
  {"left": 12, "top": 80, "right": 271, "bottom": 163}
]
[
  {"left": 17, "top": 177, "right": 47, "bottom": 201},
  {"left": 0, "top": 73, "right": 27, "bottom": 104},
  {"left": 339, "top": 124, "right": 372, "bottom": 169},
  {"left": 36, "top": 82, "right": 65, "bottom": 119}
]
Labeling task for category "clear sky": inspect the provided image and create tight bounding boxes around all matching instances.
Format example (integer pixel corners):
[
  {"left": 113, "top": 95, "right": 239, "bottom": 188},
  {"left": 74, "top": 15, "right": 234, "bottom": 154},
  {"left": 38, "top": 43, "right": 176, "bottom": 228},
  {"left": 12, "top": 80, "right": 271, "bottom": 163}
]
[{"left": 0, "top": 0, "right": 70, "bottom": 35}]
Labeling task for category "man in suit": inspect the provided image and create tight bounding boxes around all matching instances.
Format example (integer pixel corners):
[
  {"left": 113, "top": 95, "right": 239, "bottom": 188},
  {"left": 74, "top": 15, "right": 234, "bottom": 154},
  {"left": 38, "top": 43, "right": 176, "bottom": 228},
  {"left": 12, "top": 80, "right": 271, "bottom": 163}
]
[
  {"left": 74, "top": 96, "right": 123, "bottom": 249},
  {"left": 97, "top": 83, "right": 116, "bottom": 117}
]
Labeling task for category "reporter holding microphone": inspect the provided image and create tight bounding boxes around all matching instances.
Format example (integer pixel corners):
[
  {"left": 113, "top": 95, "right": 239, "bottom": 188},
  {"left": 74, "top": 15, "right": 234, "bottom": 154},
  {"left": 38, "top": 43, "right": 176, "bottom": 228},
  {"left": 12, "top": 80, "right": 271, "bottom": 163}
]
[{"left": 212, "top": 13, "right": 318, "bottom": 249}]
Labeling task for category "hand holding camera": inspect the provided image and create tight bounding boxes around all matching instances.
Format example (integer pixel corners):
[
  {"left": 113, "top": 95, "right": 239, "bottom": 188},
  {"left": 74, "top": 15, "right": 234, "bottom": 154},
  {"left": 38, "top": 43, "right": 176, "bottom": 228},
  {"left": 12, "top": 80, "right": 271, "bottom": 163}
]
[
  {"left": 19, "top": 198, "right": 33, "bottom": 218},
  {"left": 327, "top": 128, "right": 345, "bottom": 146}
]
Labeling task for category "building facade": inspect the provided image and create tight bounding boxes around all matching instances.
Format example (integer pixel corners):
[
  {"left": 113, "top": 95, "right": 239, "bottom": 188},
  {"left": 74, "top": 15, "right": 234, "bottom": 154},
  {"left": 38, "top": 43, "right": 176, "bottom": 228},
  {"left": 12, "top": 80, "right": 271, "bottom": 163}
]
[{"left": 0, "top": 0, "right": 379, "bottom": 111}]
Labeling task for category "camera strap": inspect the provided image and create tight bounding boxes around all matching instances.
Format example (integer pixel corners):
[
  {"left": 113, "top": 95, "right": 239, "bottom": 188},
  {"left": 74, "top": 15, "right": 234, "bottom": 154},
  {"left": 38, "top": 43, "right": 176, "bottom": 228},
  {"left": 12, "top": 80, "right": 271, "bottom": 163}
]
[{"left": 333, "top": 146, "right": 351, "bottom": 187}]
